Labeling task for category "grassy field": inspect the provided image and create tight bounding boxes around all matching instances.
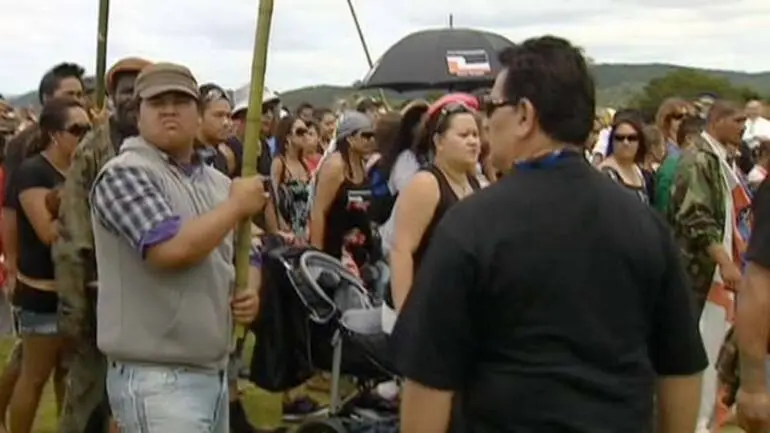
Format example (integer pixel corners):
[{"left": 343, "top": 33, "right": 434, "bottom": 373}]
[
  {"left": 0, "top": 336, "right": 746, "bottom": 433},
  {"left": 0, "top": 334, "right": 323, "bottom": 433}
]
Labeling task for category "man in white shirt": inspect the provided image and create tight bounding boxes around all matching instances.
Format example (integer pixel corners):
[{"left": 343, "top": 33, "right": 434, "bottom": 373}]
[{"left": 744, "top": 99, "right": 770, "bottom": 150}]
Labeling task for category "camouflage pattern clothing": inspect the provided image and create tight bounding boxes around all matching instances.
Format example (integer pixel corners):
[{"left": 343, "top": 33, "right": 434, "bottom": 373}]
[
  {"left": 54, "top": 120, "right": 117, "bottom": 433},
  {"left": 667, "top": 134, "right": 727, "bottom": 312}
]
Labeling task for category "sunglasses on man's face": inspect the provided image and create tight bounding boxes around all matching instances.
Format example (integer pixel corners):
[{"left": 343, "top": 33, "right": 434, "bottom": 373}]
[
  {"left": 483, "top": 99, "right": 518, "bottom": 118},
  {"left": 358, "top": 131, "right": 375, "bottom": 140},
  {"left": 65, "top": 123, "right": 92, "bottom": 139}
]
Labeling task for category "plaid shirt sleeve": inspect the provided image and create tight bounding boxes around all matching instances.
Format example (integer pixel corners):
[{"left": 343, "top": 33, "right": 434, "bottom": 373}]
[{"left": 91, "top": 165, "right": 179, "bottom": 254}]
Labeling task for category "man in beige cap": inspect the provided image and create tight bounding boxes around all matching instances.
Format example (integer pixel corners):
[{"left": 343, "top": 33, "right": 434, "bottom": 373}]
[{"left": 90, "top": 62, "right": 265, "bottom": 433}]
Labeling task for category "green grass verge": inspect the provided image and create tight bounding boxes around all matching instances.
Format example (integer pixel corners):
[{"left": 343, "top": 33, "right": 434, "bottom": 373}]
[{"left": 0, "top": 335, "right": 746, "bottom": 432}]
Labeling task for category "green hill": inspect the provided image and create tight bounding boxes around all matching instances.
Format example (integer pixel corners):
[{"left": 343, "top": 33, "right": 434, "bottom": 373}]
[{"left": 8, "top": 63, "right": 770, "bottom": 110}]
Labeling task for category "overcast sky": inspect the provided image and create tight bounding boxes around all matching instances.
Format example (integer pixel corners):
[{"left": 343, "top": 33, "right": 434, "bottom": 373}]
[{"left": 1, "top": 0, "right": 769, "bottom": 95}]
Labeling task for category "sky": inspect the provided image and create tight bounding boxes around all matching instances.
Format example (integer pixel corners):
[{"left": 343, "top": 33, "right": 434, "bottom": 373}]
[{"left": 1, "top": 0, "right": 769, "bottom": 95}]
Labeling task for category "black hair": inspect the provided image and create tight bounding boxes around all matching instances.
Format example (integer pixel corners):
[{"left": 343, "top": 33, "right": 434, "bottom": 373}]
[
  {"left": 380, "top": 101, "right": 428, "bottom": 179},
  {"left": 413, "top": 103, "right": 474, "bottom": 159},
  {"left": 35, "top": 97, "right": 84, "bottom": 152},
  {"left": 274, "top": 114, "right": 306, "bottom": 157},
  {"left": 37, "top": 62, "right": 86, "bottom": 104},
  {"left": 296, "top": 102, "right": 313, "bottom": 115},
  {"left": 497, "top": 36, "right": 595, "bottom": 145},
  {"left": 676, "top": 115, "right": 705, "bottom": 145},
  {"left": 198, "top": 83, "right": 231, "bottom": 112}
]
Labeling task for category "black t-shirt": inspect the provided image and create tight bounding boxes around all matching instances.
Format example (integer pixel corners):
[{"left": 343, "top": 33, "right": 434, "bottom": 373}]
[
  {"left": 13, "top": 154, "right": 64, "bottom": 280},
  {"left": 392, "top": 152, "right": 708, "bottom": 433},
  {"left": 747, "top": 179, "right": 770, "bottom": 267}
]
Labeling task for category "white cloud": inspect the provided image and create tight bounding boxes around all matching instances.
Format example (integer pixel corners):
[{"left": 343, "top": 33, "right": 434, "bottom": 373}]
[{"left": 1, "top": 0, "right": 768, "bottom": 96}]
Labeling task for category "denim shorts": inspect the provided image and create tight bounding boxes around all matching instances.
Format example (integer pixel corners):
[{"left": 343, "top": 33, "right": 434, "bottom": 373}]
[{"left": 16, "top": 309, "right": 58, "bottom": 336}]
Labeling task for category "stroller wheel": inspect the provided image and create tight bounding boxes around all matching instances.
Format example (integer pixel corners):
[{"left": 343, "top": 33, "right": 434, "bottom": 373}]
[{"left": 295, "top": 418, "right": 347, "bottom": 433}]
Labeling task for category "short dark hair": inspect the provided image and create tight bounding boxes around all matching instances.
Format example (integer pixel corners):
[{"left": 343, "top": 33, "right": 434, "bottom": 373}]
[
  {"left": 198, "top": 83, "right": 231, "bottom": 112},
  {"left": 676, "top": 115, "right": 705, "bottom": 145},
  {"left": 296, "top": 102, "right": 313, "bottom": 114},
  {"left": 38, "top": 62, "right": 86, "bottom": 104},
  {"left": 498, "top": 36, "right": 595, "bottom": 145},
  {"left": 37, "top": 97, "right": 84, "bottom": 150}
]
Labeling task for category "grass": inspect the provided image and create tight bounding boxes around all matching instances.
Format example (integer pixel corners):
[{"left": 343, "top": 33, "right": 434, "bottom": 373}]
[
  {"left": 0, "top": 336, "right": 747, "bottom": 433},
  {"left": 0, "top": 333, "right": 332, "bottom": 433}
]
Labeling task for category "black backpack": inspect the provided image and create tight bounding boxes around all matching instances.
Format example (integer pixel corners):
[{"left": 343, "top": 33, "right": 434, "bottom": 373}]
[{"left": 248, "top": 237, "right": 314, "bottom": 391}]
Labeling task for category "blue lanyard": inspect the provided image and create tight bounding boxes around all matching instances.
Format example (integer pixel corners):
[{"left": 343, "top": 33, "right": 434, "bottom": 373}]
[{"left": 513, "top": 150, "right": 578, "bottom": 171}]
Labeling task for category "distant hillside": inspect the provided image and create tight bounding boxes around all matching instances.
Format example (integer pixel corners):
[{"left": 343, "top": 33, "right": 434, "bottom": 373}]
[{"left": 8, "top": 62, "right": 770, "bottom": 110}]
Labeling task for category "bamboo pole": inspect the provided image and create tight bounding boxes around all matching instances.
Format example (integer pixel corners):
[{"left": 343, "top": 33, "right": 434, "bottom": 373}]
[
  {"left": 345, "top": 0, "right": 390, "bottom": 109},
  {"left": 94, "top": 0, "right": 110, "bottom": 109},
  {"left": 233, "top": 0, "right": 275, "bottom": 338}
]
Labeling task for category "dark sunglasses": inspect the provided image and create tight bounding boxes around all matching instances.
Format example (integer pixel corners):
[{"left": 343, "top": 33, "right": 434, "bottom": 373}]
[
  {"left": 65, "top": 124, "right": 92, "bottom": 138},
  {"left": 613, "top": 133, "right": 639, "bottom": 143},
  {"left": 293, "top": 127, "right": 308, "bottom": 136},
  {"left": 483, "top": 98, "right": 517, "bottom": 117},
  {"left": 357, "top": 131, "right": 375, "bottom": 139}
]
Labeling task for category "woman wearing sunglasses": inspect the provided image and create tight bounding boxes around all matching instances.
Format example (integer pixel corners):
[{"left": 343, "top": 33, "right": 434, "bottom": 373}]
[
  {"left": 310, "top": 111, "right": 379, "bottom": 270},
  {"left": 598, "top": 116, "right": 651, "bottom": 204},
  {"left": 389, "top": 99, "right": 481, "bottom": 313},
  {"left": 271, "top": 115, "right": 315, "bottom": 241},
  {"left": 8, "top": 97, "right": 90, "bottom": 433}
]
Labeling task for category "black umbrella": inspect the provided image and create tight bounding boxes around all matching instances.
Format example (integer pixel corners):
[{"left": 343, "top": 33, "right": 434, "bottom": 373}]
[{"left": 359, "top": 28, "right": 515, "bottom": 92}]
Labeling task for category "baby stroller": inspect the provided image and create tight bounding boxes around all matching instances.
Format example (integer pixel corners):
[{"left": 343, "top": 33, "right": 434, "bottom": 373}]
[{"left": 249, "top": 242, "right": 398, "bottom": 433}]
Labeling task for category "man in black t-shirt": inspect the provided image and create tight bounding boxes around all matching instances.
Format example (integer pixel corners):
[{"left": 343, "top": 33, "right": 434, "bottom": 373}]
[
  {"left": 736, "top": 179, "right": 770, "bottom": 432},
  {"left": 392, "top": 36, "right": 708, "bottom": 433}
]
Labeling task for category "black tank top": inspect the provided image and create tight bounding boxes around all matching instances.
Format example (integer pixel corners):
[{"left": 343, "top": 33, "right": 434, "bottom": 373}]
[
  {"left": 413, "top": 165, "right": 480, "bottom": 271},
  {"left": 322, "top": 176, "right": 374, "bottom": 266}
]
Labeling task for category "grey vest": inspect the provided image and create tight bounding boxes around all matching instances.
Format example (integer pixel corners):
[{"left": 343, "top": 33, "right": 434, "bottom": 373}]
[{"left": 92, "top": 137, "right": 234, "bottom": 369}]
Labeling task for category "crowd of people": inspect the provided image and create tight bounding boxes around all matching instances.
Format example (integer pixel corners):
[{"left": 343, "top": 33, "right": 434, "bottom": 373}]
[{"left": 0, "top": 34, "right": 769, "bottom": 433}]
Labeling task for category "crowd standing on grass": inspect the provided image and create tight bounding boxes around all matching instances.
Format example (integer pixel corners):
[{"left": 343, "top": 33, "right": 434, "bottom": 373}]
[{"left": 1, "top": 33, "right": 770, "bottom": 433}]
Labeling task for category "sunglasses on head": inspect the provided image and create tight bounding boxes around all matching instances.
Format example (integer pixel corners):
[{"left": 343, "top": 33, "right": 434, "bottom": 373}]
[
  {"left": 434, "top": 102, "right": 474, "bottom": 128},
  {"left": 65, "top": 123, "right": 92, "bottom": 138},
  {"left": 203, "top": 87, "right": 230, "bottom": 105},
  {"left": 613, "top": 133, "right": 639, "bottom": 143}
]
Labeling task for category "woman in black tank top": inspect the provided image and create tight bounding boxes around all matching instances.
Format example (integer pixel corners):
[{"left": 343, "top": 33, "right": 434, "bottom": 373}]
[
  {"left": 389, "top": 101, "right": 482, "bottom": 311},
  {"left": 310, "top": 111, "right": 378, "bottom": 268}
]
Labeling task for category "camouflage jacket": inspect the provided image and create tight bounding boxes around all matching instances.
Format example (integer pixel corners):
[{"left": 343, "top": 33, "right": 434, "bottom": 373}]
[
  {"left": 667, "top": 134, "right": 726, "bottom": 306},
  {"left": 54, "top": 120, "right": 117, "bottom": 340}
]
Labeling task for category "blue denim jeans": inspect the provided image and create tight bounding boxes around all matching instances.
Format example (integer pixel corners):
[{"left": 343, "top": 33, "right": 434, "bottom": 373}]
[{"left": 106, "top": 361, "right": 229, "bottom": 433}]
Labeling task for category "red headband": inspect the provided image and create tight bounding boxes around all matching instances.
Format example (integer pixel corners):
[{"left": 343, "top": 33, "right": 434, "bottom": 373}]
[{"left": 426, "top": 93, "right": 479, "bottom": 119}]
